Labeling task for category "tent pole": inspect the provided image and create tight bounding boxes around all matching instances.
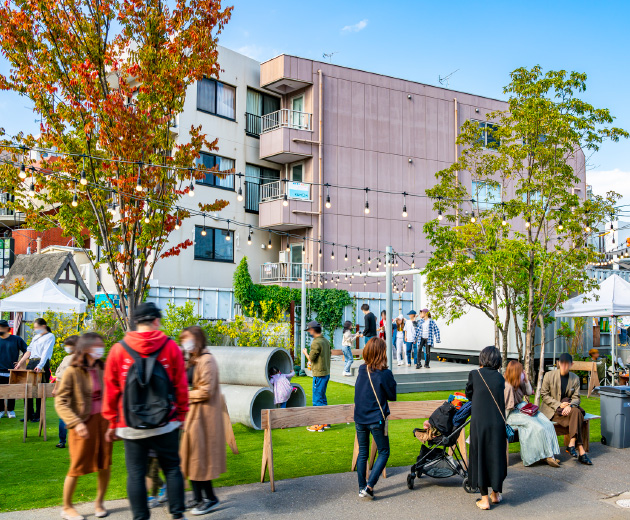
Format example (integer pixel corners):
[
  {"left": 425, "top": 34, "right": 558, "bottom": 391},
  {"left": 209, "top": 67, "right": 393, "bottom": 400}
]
[{"left": 613, "top": 316, "right": 617, "bottom": 385}]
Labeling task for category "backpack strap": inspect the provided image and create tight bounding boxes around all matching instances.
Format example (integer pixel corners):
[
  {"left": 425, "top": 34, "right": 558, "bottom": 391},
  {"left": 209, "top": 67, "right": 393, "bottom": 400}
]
[{"left": 120, "top": 337, "right": 171, "bottom": 386}]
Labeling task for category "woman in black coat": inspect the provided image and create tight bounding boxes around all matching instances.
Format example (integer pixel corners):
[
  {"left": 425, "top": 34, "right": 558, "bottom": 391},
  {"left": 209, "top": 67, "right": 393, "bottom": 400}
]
[{"left": 465, "top": 346, "right": 507, "bottom": 510}]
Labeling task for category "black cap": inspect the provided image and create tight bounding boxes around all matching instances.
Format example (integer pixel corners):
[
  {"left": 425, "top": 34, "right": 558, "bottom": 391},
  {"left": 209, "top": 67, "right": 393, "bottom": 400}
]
[
  {"left": 0, "top": 319, "right": 9, "bottom": 328},
  {"left": 132, "top": 302, "right": 162, "bottom": 323},
  {"left": 559, "top": 353, "right": 573, "bottom": 364},
  {"left": 306, "top": 320, "right": 321, "bottom": 330}
]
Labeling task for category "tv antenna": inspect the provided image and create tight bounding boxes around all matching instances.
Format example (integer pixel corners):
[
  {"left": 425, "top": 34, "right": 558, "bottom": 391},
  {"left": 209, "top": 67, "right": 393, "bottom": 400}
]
[
  {"left": 322, "top": 51, "right": 339, "bottom": 63},
  {"left": 438, "top": 69, "right": 459, "bottom": 88}
]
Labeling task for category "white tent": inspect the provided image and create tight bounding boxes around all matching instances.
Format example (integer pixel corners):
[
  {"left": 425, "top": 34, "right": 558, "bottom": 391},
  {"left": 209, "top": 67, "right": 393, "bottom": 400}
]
[
  {"left": 556, "top": 274, "right": 630, "bottom": 375},
  {"left": 0, "top": 278, "right": 87, "bottom": 314}
]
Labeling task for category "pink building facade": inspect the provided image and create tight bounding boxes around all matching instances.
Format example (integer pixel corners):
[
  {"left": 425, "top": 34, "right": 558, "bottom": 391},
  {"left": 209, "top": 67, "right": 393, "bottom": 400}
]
[{"left": 255, "top": 55, "right": 586, "bottom": 288}]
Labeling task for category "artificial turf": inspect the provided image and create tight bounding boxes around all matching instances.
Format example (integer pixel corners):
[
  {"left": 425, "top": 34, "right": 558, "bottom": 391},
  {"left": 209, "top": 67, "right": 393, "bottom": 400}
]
[{"left": 0, "top": 376, "right": 603, "bottom": 512}]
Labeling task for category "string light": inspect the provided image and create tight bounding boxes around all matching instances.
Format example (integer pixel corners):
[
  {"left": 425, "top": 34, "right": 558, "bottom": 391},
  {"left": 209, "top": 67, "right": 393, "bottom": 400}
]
[
  {"left": 318, "top": 241, "right": 322, "bottom": 258},
  {"left": 135, "top": 162, "right": 143, "bottom": 192},
  {"left": 188, "top": 167, "right": 195, "bottom": 197},
  {"left": 501, "top": 214, "right": 507, "bottom": 226},
  {"left": 558, "top": 218, "right": 563, "bottom": 231},
  {"left": 438, "top": 209, "right": 443, "bottom": 221},
  {"left": 71, "top": 183, "right": 78, "bottom": 207},
  {"left": 325, "top": 184, "right": 331, "bottom": 209},
  {"left": 525, "top": 217, "right": 531, "bottom": 228},
  {"left": 247, "top": 225, "right": 252, "bottom": 245},
  {"left": 174, "top": 210, "right": 180, "bottom": 230},
  {"left": 345, "top": 246, "right": 348, "bottom": 261},
  {"left": 144, "top": 206, "right": 150, "bottom": 224},
  {"left": 411, "top": 253, "right": 415, "bottom": 269},
  {"left": 225, "top": 220, "right": 231, "bottom": 241},
  {"left": 368, "top": 250, "right": 371, "bottom": 264},
  {"left": 268, "top": 231, "right": 272, "bottom": 249},
  {"left": 302, "top": 237, "right": 306, "bottom": 253},
  {"left": 331, "top": 244, "right": 335, "bottom": 260},
  {"left": 402, "top": 192, "right": 408, "bottom": 218},
  {"left": 80, "top": 155, "right": 87, "bottom": 186},
  {"left": 470, "top": 211, "right": 476, "bottom": 224},
  {"left": 201, "top": 215, "right": 207, "bottom": 236},
  {"left": 283, "top": 193, "right": 289, "bottom": 207},
  {"left": 285, "top": 241, "right": 290, "bottom": 252},
  {"left": 19, "top": 163, "right": 26, "bottom": 180},
  {"left": 237, "top": 186, "right": 243, "bottom": 202},
  {"left": 28, "top": 171, "right": 35, "bottom": 197},
  {"left": 585, "top": 224, "right": 591, "bottom": 233},
  {"left": 357, "top": 249, "right": 361, "bottom": 263},
  {"left": 364, "top": 188, "right": 370, "bottom": 215}
]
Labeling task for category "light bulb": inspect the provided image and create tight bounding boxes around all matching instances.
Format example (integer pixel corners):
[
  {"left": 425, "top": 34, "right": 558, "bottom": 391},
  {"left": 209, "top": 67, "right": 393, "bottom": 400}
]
[
  {"left": 470, "top": 215, "right": 476, "bottom": 223},
  {"left": 501, "top": 215, "right": 507, "bottom": 226},
  {"left": 402, "top": 205, "right": 408, "bottom": 218},
  {"left": 175, "top": 221, "right": 180, "bottom": 230},
  {"left": 135, "top": 181, "right": 143, "bottom": 192},
  {"left": 201, "top": 228, "right": 207, "bottom": 236},
  {"left": 71, "top": 193, "right": 78, "bottom": 207},
  {"left": 28, "top": 183, "right": 35, "bottom": 197},
  {"left": 80, "top": 170, "right": 87, "bottom": 186},
  {"left": 558, "top": 222, "right": 564, "bottom": 231},
  {"left": 188, "top": 183, "right": 195, "bottom": 197},
  {"left": 325, "top": 195, "right": 331, "bottom": 209},
  {"left": 438, "top": 210, "right": 443, "bottom": 221},
  {"left": 247, "top": 234, "right": 252, "bottom": 245},
  {"left": 19, "top": 164, "right": 27, "bottom": 180},
  {"left": 525, "top": 219, "right": 531, "bottom": 228},
  {"left": 364, "top": 201, "right": 370, "bottom": 214},
  {"left": 283, "top": 193, "right": 288, "bottom": 207},
  {"left": 144, "top": 216, "right": 150, "bottom": 224},
  {"left": 237, "top": 187, "right": 243, "bottom": 202},
  {"left": 226, "top": 233, "right": 231, "bottom": 241}
]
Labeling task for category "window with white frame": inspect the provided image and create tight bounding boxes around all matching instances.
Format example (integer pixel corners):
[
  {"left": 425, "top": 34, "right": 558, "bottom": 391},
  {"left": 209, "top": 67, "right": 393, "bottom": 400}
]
[{"left": 473, "top": 120, "right": 500, "bottom": 149}]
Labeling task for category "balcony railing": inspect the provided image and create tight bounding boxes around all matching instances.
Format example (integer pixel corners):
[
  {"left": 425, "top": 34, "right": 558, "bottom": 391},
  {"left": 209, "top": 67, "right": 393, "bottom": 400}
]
[
  {"left": 0, "top": 193, "right": 14, "bottom": 216},
  {"left": 245, "top": 112, "right": 262, "bottom": 137},
  {"left": 260, "top": 262, "right": 312, "bottom": 283},
  {"left": 244, "top": 181, "right": 260, "bottom": 213},
  {"left": 260, "top": 180, "right": 311, "bottom": 203},
  {"left": 261, "top": 109, "right": 312, "bottom": 134}
]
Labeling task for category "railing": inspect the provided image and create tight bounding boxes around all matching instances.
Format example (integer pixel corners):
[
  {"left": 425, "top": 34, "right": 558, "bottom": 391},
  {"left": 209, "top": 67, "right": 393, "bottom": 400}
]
[
  {"left": 244, "top": 181, "right": 260, "bottom": 213},
  {"left": 245, "top": 112, "right": 262, "bottom": 137},
  {"left": 260, "top": 180, "right": 312, "bottom": 203},
  {"left": 0, "top": 193, "right": 14, "bottom": 216},
  {"left": 260, "top": 262, "right": 312, "bottom": 283},
  {"left": 260, "top": 181, "right": 282, "bottom": 201},
  {"left": 261, "top": 109, "right": 312, "bottom": 133}
]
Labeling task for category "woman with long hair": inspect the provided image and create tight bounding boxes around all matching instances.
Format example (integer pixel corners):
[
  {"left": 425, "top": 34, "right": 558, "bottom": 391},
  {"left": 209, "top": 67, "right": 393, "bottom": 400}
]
[
  {"left": 55, "top": 332, "right": 111, "bottom": 520},
  {"left": 394, "top": 315, "right": 405, "bottom": 366},
  {"left": 504, "top": 360, "right": 560, "bottom": 467},
  {"left": 354, "top": 337, "right": 397, "bottom": 500},
  {"left": 179, "top": 326, "right": 226, "bottom": 516}
]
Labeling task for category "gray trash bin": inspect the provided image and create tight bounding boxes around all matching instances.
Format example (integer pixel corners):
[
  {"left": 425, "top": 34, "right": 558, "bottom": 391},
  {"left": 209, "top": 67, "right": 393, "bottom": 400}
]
[{"left": 599, "top": 386, "right": 630, "bottom": 449}]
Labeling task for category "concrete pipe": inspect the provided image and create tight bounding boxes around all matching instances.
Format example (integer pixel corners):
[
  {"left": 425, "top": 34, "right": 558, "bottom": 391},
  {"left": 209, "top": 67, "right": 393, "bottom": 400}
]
[
  {"left": 211, "top": 347, "right": 293, "bottom": 387},
  {"left": 221, "top": 384, "right": 275, "bottom": 430},
  {"left": 286, "top": 382, "right": 306, "bottom": 408}
]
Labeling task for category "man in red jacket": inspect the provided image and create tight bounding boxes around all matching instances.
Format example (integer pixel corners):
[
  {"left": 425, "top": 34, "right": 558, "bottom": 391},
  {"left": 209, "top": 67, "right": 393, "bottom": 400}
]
[{"left": 103, "top": 302, "right": 189, "bottom": 520}]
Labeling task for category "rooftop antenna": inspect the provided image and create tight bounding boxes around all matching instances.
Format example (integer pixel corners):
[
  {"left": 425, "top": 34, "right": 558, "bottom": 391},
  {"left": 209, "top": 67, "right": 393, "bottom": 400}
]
[
  {"left": 322, "top": 52, "right": 339, "bottom": 63},
  {"left": 438, "top": 69, "right": 459, "bottom": 88}
]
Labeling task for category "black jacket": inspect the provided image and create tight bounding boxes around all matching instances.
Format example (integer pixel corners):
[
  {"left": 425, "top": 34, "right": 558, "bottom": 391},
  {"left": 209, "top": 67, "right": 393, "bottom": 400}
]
[
  {"left": 363, "top": 312, "right": 377, "bottom": 338},
  {"left": 354, "top": 364, "right": 397, "bottom": 425},
  {"left": 0, "top": 334, "right": 27, "bottom": 373}
]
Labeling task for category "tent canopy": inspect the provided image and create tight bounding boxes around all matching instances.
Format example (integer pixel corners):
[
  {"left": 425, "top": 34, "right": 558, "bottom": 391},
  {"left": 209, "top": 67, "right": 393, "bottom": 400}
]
[
  {"left": 555, "top": 274, "right": 630, "bottom": 318},
  {"left": 0, "top": 278, "right": 87, "bottom": 314}
]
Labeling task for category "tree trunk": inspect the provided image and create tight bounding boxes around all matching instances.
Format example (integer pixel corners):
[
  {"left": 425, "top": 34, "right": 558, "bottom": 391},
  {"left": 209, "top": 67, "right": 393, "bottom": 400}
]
[
  {"left": 502, "top": 301, "right": 511, "bottom": 370},
  {"left": 534, "top": 314, "right": 546, "bottom": 406},
  {"left": 512, "top": 307, "right": 524, "bottom": 363},
  {"left": 493, "top": 268, "right": 500, "bottom": 349}
]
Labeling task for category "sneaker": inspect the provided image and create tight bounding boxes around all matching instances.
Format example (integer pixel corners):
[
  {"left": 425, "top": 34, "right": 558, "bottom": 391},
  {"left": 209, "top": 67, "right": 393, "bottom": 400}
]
[
  {"left": 359, "top": 487, "right": 374, "bottom": 500},
  {"left": 30, "top": 417, "right": 40, "bottom": 423},
  {"left": 406, "top": 363, "right": 411, "bottom": 367},
  {"left": 191, "top": 498, "right": 219, "bottom": 515},
  {"left": 55, "top": 442, "right": 66, "bottom": 449},
  {"left": 147, "top": 496, "right": 158, "bottom": 509},
  {"left": 186, "top": 498, "right": 202, "bottom": 510},
  {"left": 343, "top": 371, "right": 352, "bottom": 377},
  {"left": 7, "top": 411, "right": 15, "bottom": 418},
  {"left": 306, "top": 425, "right": 324, "bottom": 432},
  {"left": 323, "top": 424, "right": 331, "bottom": 429},
  {"left": 157, "top": 485, "right": 167, "bottom": 503}
]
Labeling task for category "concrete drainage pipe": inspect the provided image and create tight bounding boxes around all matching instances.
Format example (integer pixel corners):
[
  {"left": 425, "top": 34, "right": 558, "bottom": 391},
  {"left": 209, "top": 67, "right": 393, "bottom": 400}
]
[{"left": 210, "top": 347, "right": 293, "bottom": 387}]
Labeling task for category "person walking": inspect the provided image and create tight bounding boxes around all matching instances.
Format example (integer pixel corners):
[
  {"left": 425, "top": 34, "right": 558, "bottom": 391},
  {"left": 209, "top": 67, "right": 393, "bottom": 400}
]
[
  {"left": 52, "top": 335, "right": 79, "bottom": 448},
  {"left": 465, "top": 346, "right": 507, "bottom": 510},
  {"left": 179, "top": 326, "right": 226, "bottom": 516},
  {"left": 0, "top": 319, "right": 27, "bottom": 418},
  {"left": 394, "top": 315, "right": 405, "bottom": 366},
  {"left": 359, "top": 304, "right": 377, "bottom": 345},
  {"left": 55, "top": 332, "right": 112, "bottom": 520},
  {"left": 378, "top": 310, "right": 387, "bottom": 340},
  {"left": 103, "top": 302, "right": 189, "bottom": 520},
  {"left": 403, "top": 310, "right": 417, "bottom": 367},
  {"left": 414, "top": 310, "right": 441, "bottom": 369},
  {"left": 341, "top": 320, "right": 359, "bottom": 376},
  {"left": 16, "top": 317, "right": 55, "bottom": 422},
  {"left": 354, "top": 337, "right": 397, "bottom": 500},
  {"left": 302, "top": 321, "right": 331, "bottom": 432}
]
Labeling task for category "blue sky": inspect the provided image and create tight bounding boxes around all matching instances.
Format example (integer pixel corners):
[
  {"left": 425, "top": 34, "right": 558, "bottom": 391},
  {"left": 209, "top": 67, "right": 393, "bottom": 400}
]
[{"left": 2, "top": 0, "right": 628, "bottom": 200}]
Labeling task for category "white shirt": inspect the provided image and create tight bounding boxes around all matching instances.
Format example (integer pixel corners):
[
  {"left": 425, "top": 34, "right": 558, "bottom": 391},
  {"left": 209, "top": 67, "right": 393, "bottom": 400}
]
[
  {"left": 422, "top": 320, "right": 430, "bottom": 339},
  {"left": 27, "top": 332, "right": 56, "bottom": 370},
  {"left": 404, "top": 319, "right": 416, "bottom": 342},
  {"left": 342, "top": 330, "right": 356, "bottom": 347}
]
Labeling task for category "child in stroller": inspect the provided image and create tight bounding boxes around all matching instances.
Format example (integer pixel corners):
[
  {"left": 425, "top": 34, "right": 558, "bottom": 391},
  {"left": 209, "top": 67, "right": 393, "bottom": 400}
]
[{"left": 407, "top": 396, "right": 475, "bottom": 493}]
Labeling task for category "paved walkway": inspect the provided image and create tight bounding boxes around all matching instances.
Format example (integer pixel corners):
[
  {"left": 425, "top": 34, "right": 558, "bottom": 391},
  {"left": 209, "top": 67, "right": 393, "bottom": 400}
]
[{"left": 2, "top": 443, "right": 630, "bottom": 519}]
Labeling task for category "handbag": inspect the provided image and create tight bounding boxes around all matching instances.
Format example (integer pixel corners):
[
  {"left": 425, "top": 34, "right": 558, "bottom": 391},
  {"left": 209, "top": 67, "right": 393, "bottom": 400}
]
[
  {"left": 366, "top": 367, "right": 388, "bottom": 436},
  {"left": 519, "top": 402, "right": 539, "bottom": 417},
  {"left": 477, "top": 369, "right": 515, "bottom": 443}
]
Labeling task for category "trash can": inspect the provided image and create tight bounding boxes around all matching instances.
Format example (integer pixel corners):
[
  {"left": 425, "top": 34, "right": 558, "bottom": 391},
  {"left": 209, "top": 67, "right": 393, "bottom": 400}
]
[{"left": 599, "top": 386, "right": 630, "bottom": 449}]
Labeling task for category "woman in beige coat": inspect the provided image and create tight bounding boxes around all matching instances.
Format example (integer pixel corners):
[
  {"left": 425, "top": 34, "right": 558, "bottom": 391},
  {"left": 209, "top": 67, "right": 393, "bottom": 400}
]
[{"left": 179, "top": 326, "right": 226, "bottom": 516}]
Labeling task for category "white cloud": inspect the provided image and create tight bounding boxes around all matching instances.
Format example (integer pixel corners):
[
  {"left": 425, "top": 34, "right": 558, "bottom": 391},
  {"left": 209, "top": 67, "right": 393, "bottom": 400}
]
[
  {"left": 587, "top": 168, "right": 630, "bottom": 205},
  {"left": 341, "top": 19, "right": 368, "bottom": 33},
  {"left": 235, "top": 45, "right": 279, "bottom": 62}
]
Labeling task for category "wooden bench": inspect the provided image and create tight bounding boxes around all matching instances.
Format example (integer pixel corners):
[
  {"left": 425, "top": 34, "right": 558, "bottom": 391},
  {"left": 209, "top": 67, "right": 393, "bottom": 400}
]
[{"left": 260, "top": 400, "right": 467, "bottom": 492}]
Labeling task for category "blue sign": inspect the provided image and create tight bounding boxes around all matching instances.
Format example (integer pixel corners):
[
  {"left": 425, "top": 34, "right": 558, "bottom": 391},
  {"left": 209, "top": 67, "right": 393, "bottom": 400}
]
[
  {"left": 287, "top": 181, "right": 310, "bottom": 201},
  {"left": 95, "top": 293, "right": 120, "bottom": 308}
]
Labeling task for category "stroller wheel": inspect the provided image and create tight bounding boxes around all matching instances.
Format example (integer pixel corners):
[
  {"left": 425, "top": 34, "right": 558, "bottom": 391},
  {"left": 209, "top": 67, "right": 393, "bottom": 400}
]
[
  {"left": 462, "top": 477, "right": 477, "bottom": 494},
  {"left": 407, "top": 473, "right": 415, "bottom": 490}
]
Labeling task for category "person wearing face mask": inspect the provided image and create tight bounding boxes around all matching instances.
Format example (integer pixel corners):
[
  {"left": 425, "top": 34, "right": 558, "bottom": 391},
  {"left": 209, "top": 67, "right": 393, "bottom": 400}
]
[
  {"left": 178, "top": 326, "right": 225, "bottom": 516},
  {"left": 0, "top": 319, "right": 27, "bottom": 419},
  {"left": 52, "top": 335, "right": 80, "bottom": 448},
  {"left": 15, "top": 317, "right": 56, "bottom": 422},
  {"left": 55, "top": 332, "right": 112, "bottom": 520}
]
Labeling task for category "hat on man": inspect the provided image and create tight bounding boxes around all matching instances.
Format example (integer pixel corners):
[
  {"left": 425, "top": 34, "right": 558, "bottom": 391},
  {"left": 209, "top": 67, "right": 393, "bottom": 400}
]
[
  {"left": 421, "top": 308, "right": 429, "bottom": 313},
  {"left": 305, "top": 320, "right": 321, "bottom": 331},
  {"left": 0, "top": 319, "right": 9, "bottom": 328},
  {"left": 407, "top": 310, "right": 417, "bottom": 316},
  {"left": 132, "top": 302, "right": 162, "bottom": 323},
  {"left": 559, "top": 353, "right": 573, "bottom": 364}
]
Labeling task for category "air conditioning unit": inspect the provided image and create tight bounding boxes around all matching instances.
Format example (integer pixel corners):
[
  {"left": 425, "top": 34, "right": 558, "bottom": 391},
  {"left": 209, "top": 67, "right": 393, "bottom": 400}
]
[{"left": 279, "top": 251, "right": 288, "bottom": 263}]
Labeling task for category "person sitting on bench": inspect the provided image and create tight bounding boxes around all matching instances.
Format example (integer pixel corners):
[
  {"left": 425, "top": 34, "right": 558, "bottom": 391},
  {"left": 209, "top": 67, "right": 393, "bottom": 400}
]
[{"left": 540, "top": 353, "right": 592, "bottom": 465}]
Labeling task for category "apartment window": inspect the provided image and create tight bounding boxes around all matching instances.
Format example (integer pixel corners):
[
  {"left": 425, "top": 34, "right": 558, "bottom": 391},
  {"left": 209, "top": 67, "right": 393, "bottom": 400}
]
[
  {"left": 291, "top": 164, "right": 303, "bottom": 182},
  {"left": 197, "top": 78, "right": 236, "bottom": 120},
  {"left": 246, "top": 89, "right": 280, "bottom": 136},
  {"left": 472, "top": 181, "right": 502, "bottom": 210},
  {"left": 474, "top": 120, "right": 500, "bottom": 149},
  {"left": 196, "top": 153, "right": 235, "bottom": 190},
  {"left": 194, "top": 226, "right": 234, "bottom": 262}
]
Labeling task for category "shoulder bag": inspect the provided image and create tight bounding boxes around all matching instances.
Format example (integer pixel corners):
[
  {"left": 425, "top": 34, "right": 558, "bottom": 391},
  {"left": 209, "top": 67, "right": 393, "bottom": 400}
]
[
  {"left": 366, "top": 367, "right": 388, "bottom": 436},
  {"left": 477, "top": 369, "right": 515, "bottom": 443}
]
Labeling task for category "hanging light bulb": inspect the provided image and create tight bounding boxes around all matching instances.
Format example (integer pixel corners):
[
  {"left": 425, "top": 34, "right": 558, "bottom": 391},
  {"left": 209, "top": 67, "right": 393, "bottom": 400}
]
[
  {"left": 302, "top": 239, "right": 306, "bottom": 253},
  {"left": 331, "top": 244, "right": 335, "bottom": 260},
  {"left": 611, "top": 222, "right": 614, "bottom": 230},
  {"left": 80, "top": 169, "right": 87, "bottom": 186},
  {"left": 268, "top": 231, "right": 272, "bottom": 249},
  {"left": 135, "top": 163, "right": 143, "bottom": 192},
  {"left": 344, "top": 246, "right": 348, "bottom": 261},
  {"left": 318, "top": 241, "right": 322, "bottom": 258},
  {"left": 364, "top": 187, "right": 370, "bottom": 214},
  {"left": 525, "top": 217, "right": 531, "bottom": 228},
  {"left": 19, "top": 163, "right": 27, "bottom": 180},
  {"left": 201, "top": 215, "right": 207, "bottom": 236},
  {"left": 470, "top": 211, "right": 476, "bottom": 224},
  {"left": 368, "top": 250, "right": 371, "bottom": 264},
  {"left": 357, "top": 250, "right": 361, "bottom": 264},
  {"left": 325, "top": 184, "right": 331, "bottom": 209},
  {"left": 411, "top": 254, "right": 415, "bottom": 269},
  {"left": 225, "top": 221, "right": 231, "bottom": 241},
  {"left": 438, "top": 209, "right": 443, "bottom": 221},
  {"left": 71, "top": 188, "right": 78, "bottom": 208},
  {"left": 28, "top": 181, "right": 35, "bottom": 198},
  {"left": 585, "top": 224, "right": 591, "bottom": 233},
  {"left": 402, "top": 192, "right": 408, "bottom": 218},
  {"left": 283, "top": 193, "right": 288, "bottom": 207},
  {"left": 237, "top": 185, "right": 243, "bottom": 202},
  {"left": 174, "top": 220, "right": 180, "bottom": 231},
  {"left": 285, "top": 241, "right": 290, "bottom": 252},
  {"left": 188, "top": 182, "right": 195, "bottom": 197},
  {"left": 558, "top": 218, "right": 564, "bottom": 231},
  {"left": 247, "top": 226, "right": 252, "bottom": 245},
  {"left": 144, "top": 209, "right": 150, "bottom": 224},
  {"left": 345, "top": 273, "right": 348, "bottom": 281}
]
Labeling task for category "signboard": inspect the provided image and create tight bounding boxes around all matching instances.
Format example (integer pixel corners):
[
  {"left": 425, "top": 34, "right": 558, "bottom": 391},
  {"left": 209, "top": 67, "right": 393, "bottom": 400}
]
[
  {"left": 95, "top": 293, "right": 120, "bottom": 309},
  {"left": 0, "top": 237, "right": 14, "bottom": 278},
  {"left": 286, "top": 182, "right": 310, "bottom": 201}
]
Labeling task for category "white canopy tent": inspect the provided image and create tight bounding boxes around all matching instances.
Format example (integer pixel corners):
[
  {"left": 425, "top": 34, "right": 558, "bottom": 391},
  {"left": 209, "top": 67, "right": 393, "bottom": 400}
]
[
  {"left": 556, "top": 274, "right": 630, "bottom": 375},
  {"left": 0, "top": 278, "right": 87, "bottom": 314}
]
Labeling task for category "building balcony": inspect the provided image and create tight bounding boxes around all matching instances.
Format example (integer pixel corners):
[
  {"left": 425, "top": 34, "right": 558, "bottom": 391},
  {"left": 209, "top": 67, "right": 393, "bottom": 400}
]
[
  {"left": 258, "top": 181, "right": 317, "bottom": 230},
  {"left": 245, "top": 112, "right": 261, "bottom": 137},
  {"left": 0, "top": 193, "right": 24, "bottom": 226},
  {"left": 260, "top": 262, "right": 312, "bottom": 284},
  {"left": 260, "top": 55, "right": 313, "bottom": 95},
  {"left": 259, "top": 109, "right": 314, "bottom": 164}
]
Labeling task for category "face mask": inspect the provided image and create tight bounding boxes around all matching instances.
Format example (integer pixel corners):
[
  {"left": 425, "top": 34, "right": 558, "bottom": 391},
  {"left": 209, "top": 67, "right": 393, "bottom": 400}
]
[
  {"left": 182, "top": 340, "right": 196, "bottom": 353},
  {"left": 33, "top": 328, "right": 43, "bottom": 335},
  {"left": 64, "top": 347, "right": 73, "bottom": 354},
  {"left": 91, "top": 347, "right": 105, "bottom": 359}
]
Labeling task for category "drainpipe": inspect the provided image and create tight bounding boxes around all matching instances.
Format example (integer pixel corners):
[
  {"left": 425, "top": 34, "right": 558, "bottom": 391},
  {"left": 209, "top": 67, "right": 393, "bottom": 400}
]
[
  {"left": 317, "top": 69, "right": 323, "bottom": 282},
  {"left": 454, "top": 97, "right": 459, "bottom": 226}
]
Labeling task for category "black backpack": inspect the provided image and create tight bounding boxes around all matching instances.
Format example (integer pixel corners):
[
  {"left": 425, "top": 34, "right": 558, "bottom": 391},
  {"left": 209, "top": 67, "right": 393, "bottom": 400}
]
[{"left": 121, "top": 338, "right": 176, "bottom": 429}]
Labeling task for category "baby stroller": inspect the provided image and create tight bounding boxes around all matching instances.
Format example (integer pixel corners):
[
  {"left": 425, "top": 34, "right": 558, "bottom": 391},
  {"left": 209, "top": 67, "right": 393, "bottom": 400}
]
[{"left": 406, "top": 400, "right": 476, "bottom": 494}]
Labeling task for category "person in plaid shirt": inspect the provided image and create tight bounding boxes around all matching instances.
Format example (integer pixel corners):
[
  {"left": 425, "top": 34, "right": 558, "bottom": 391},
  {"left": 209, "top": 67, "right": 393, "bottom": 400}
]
[{"left": 413, "top": 309, "right": 441, "bottom": 369}]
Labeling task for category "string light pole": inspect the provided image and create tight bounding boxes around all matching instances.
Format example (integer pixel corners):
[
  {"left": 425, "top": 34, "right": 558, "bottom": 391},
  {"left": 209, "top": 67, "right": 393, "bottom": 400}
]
[
  {"left": 301, "top": 263, "right": 307, "bottom": 372},
  {"left": 385, "top": 245, "right": 394, "bottom": 368}
]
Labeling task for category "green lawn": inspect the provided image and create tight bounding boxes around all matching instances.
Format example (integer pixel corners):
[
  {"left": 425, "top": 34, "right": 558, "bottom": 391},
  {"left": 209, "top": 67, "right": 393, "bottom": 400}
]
[{"left": 0, "top": 377, "right": 602, "bottom": 512}]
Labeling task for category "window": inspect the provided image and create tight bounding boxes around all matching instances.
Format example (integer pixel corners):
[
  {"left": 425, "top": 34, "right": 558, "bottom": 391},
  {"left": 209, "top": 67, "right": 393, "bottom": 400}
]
[
  {"left": 197, "top": 153, "right": 235, "bottom": 190},
  {"left": 472, "top": 181, "right": 502, "bottom": 210},
  {"left": 291, "top": 164, "right": 303, "bottom": 182},
  {"left": 474, "top": 121, "right": 500, "bottom": 149},
  {"left": 291, "top": 95, "right": 308, "bottom": 129},
  {"left": 197, "top": 78, "right": 236, "bottom": 120},
  {"left": 246, "top": 89, "right": 280, "bottom": 136},
  {"left": 194, "top": 226, "right": 234, "bottom": 262}
]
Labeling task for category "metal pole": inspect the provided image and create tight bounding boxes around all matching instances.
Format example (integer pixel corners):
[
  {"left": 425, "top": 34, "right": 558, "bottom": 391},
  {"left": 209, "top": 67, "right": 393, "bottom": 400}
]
[
  {"left": 386, "top": 246, "right": 393, "bottom": 369},
  {"left": 301, "top": 265, "right": 307, "bottom": 372},
  {"left": 613, "top": 315, "right": 617, "bottom": 385}
]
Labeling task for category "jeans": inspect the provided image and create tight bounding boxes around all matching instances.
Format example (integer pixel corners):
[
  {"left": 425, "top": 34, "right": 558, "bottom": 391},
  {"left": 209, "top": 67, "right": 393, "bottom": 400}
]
[
  {"left": 395, "top": 336, "right": 405, "bottom": 363},
  {"left": 124, "top": 429, "right": 185, "bottom": 520},
  {"left": 356, "top": 422, "right": 390, "bottom": 490},
  {"left": 58, "top": 418, "right": 67, "bottom": 444},
  {"left": 280, "top": 401, "right": 287, "bottom": 408},
  {"left": 342, "top": 345, "right": 354, "bottom": 373},
  {"left": 405, "top": 342, "right": 416, "bottom": 365},
  {"left": 0, "top": 375, "right": 15, "bottom": 412},
  {"left": 312, "top": 375, "right": 330, "bottom": 407},
  {"left": 25, "top": 359, "right": 50, "bottom": 419},
  {"left": 418, "top": 338, "right": 430, "bottom": 366}
]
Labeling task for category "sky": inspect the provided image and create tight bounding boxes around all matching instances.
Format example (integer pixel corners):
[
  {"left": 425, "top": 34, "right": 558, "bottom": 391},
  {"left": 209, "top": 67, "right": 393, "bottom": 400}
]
[{"left": 1, "top": 0, "right": 629, "bottom": 203}]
